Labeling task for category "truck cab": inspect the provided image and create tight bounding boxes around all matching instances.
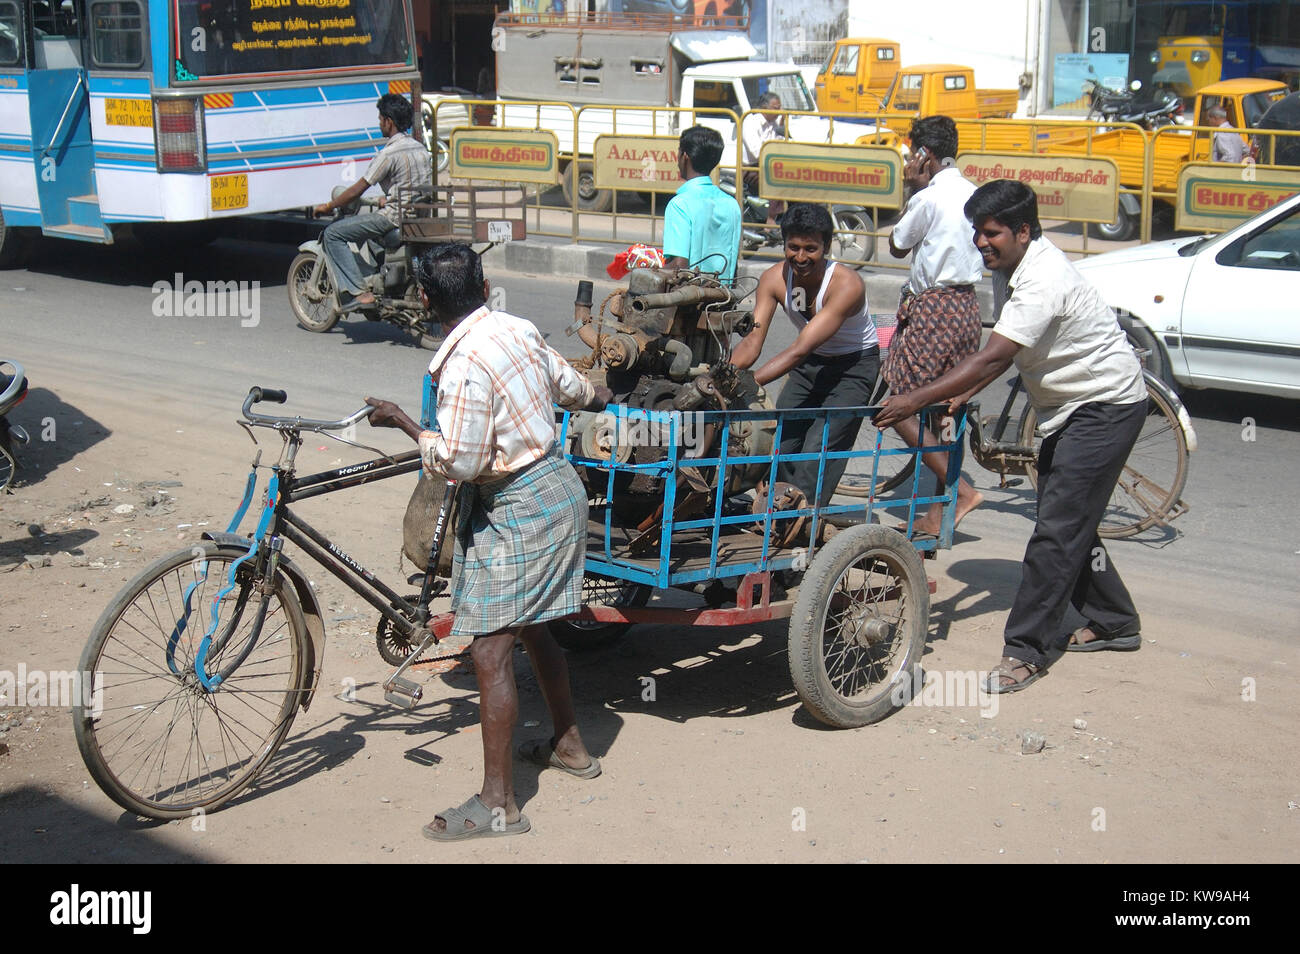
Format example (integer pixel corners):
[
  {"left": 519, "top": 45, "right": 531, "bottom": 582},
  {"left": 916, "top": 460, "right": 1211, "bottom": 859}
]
[
  {"left": 814, "top": 38, "right": 901, "bottom": 114},
  {"left": 880, "top": 65, "right": 1019, "bottom": 137}
]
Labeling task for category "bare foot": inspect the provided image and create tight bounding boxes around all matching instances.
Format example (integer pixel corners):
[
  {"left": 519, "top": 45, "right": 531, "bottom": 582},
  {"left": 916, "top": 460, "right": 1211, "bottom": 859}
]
[
  {"left": 906, "top": 486, "right": 984, "bottom": 536},
  {"left": 1068, "top": 626, "right": 1099, "bottom": 647},
  {"left": 355, "top": 291, "right": 376, "bottom": 306}
]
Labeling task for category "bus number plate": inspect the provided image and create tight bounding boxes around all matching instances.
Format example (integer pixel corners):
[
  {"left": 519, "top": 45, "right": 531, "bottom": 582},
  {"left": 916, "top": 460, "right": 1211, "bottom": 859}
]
[
  {"left": 104, "top": 98, "right": 152, "bottom": 127},
  {"left": 210, "top": 174, "right": 248, "bottom": 212}
]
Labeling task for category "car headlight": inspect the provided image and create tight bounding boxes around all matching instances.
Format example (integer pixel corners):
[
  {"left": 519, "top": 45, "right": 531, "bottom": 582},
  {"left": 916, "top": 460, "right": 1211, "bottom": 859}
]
[{"left": 1191, "top": 50, "right": 1210, "bottom": 65}]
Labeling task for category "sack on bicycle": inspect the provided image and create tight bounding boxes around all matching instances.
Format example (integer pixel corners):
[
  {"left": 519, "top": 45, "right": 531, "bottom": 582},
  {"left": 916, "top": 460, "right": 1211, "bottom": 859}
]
[{"left": 402, "top": 471, "right": 458, "bottom": 574}]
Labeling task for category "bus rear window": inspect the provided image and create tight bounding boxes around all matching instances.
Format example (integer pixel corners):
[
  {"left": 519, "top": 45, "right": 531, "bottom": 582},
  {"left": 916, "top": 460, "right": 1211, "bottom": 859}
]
[
  {"left": 172, "top": 0, "right": 411, "bottom": 80},
  {"left": 0, "top": 1, "right": 21, "bottom": 67}
]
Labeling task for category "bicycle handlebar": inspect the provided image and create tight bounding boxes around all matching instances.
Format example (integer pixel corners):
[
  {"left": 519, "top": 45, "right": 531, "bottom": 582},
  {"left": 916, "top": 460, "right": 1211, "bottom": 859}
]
[{"left": 241, "top": 387, "right": 375, "bottom": 430}]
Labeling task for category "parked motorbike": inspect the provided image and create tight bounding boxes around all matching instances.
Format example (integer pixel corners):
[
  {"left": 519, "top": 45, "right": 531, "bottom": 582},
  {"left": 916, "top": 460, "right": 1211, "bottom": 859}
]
[
  {"left": 0, "top": 359, "right": 30, "bottom": 492},
  {"left": 1085, "top": 79, "right": 1182, "bottom": 129},
  {"left": 717, "top": 170, "right": 876, "bottom": 267},
  {"left": 287, "top": 188, "right": 443, "bottom": 350}
]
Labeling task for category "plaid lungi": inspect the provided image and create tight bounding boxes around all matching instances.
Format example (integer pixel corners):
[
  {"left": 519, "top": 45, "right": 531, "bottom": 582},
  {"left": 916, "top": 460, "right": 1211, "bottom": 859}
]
[
  {"left": 881, "top": 284, "right": 981, "bottom": 395},
  {"left": 449, "top": 452, "right": 587, "bottom": 637}
]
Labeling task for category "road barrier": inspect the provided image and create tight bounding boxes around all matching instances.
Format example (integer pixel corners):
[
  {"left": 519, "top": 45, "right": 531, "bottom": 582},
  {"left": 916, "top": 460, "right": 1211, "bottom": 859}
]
[{"left": 422, "top": 99, "right": 1300, "bottom": 267}]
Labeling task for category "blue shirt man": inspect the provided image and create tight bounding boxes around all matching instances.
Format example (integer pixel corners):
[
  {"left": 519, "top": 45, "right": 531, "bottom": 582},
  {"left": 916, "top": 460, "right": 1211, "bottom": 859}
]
[{"left": 663, "top": 126, "right": 742, "bottom": 283}]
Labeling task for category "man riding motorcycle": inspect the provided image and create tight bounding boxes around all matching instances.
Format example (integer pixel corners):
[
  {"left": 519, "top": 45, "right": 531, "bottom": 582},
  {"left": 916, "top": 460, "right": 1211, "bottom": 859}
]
[{"left": 313, "top": 93, "right": 432, "bottom": 308}]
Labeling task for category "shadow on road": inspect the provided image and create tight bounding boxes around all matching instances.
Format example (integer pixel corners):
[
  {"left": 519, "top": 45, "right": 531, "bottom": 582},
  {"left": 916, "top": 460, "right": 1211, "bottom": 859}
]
[
  {"left": 3, "top": 387, "right": 111, "bottom": 490},
  {"left": 0, "top": 786, "right": 211, "bottom": 862},
  {"left": 1178, "top": 388, "right": 1299, "bottom": 432}
]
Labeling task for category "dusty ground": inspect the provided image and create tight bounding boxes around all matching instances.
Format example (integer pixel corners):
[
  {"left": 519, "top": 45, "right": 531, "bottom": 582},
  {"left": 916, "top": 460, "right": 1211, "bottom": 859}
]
[{"left": 2, "top": 341, "right": 1298, "bottom": 865}]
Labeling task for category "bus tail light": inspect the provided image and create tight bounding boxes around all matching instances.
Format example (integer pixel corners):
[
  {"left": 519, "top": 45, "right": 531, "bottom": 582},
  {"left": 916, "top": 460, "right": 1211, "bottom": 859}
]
[{"left": 153, "top": 98, "right": 206, "bottom": 172}]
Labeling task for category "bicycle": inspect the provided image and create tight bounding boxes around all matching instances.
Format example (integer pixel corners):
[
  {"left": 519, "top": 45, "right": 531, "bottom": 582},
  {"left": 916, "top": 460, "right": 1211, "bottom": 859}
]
[
  {"left": 837, "top": 363, "right": 1195, "bottom": 539},
  {"left": 73, "top": 388, "right": 458, "bottom": 820}
]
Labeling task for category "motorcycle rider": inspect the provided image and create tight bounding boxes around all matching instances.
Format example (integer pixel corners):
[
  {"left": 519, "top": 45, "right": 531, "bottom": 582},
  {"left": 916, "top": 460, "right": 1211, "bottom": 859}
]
[{"left": 313, "top": 94, "right": 432, "bottom": 308}]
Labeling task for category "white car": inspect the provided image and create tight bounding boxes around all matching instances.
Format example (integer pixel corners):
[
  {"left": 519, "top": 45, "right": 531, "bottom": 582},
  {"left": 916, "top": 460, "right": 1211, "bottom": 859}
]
[{"left": 1076, "top": 192, "right": 1300, "bottom": 399}]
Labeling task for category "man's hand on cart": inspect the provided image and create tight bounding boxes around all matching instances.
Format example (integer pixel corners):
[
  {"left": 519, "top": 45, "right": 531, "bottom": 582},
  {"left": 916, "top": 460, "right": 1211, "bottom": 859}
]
[
  {"left": 712, "top": 363, "right": 756, "bottom": 400},
  {"left": 587, "top": 385, "right": 614, "bottom": 412},
  {"left": 872, "top": 390, "right": 927, "bottom": 429}
]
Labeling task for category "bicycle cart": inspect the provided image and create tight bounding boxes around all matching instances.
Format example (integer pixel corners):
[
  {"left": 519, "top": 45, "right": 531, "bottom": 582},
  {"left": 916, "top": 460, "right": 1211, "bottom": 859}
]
[{"left": 72, "top": 388, "right": 966, "bottom": 819}]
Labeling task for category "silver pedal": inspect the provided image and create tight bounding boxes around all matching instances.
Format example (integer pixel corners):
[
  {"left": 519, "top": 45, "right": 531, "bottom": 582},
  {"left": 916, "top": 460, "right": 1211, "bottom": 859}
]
[{"left": 383, "top": 676, "right": 423, "bottom": 709}]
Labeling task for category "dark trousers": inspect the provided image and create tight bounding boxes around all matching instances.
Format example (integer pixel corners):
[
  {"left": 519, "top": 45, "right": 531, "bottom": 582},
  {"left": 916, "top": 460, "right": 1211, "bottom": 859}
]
[
  {"left": 1003, "top": 399, "right": 1148, "bottom": 668},
  {"left": 775, "top": 348, "right": 880, "bottom": 507}
]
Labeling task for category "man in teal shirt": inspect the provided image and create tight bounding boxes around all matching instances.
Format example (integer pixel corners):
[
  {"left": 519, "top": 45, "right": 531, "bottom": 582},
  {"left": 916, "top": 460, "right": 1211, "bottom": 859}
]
[{"left": 663, "top": 126, "right": 742, "bottom": 283}]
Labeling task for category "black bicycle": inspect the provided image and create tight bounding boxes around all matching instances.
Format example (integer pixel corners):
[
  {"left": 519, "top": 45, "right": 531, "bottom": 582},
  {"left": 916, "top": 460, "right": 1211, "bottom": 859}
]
[{"left": 73, "top": 388, "right": 459, "bottom": 820}]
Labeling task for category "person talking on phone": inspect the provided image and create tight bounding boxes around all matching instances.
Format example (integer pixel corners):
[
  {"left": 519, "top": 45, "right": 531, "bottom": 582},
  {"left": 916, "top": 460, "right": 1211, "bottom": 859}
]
[{"left": 884, "top": 115, "right": 985, "bottom": 536}]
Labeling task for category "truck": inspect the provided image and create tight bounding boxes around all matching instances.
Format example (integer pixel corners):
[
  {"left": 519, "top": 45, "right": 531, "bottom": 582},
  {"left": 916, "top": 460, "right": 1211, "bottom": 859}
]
[
  {"left": 486, "top": 11, "right": 886, "bottom": 211},
  {"left": 1037, "top": 78, "right": 1291, "bottom": 240},
  {"left": 814, "top": 38, "right": 901, "bottom": 115},
  {"left": 877, "top": 64, "right": 1021, "bottom": 138}
]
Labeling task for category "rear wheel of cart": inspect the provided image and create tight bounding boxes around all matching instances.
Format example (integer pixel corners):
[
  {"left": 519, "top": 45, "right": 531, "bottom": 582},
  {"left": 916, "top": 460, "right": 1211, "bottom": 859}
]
[
  {"left": 548, "top": 573, "right": 651, "bottom": 652},
  {"left": 788, "top": 524, "right": 929, "bottom": 727}
]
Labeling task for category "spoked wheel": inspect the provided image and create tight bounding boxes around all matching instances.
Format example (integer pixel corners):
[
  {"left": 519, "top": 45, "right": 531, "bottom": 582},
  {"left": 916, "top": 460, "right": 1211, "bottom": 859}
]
[
  {"left": 287, "top": 252, "right": 341, "bottom": 333},
  {"left": 788, "top": 525, "right": 929, "bottom": 727},
  {"left": 549, "top": 573, "right": 651, "bottom": 652},
  {"left": 1021, "top": 380, "right": 1189, "bottom": 539},
  {"left": 74, "top": 543, "right": 308, "bottom": 820},
  {"left": 835, "top": 418, "right": 918, "bottom": 498},
  {"left": 0, "top": 433, "right": 15, "bottom": 492}
]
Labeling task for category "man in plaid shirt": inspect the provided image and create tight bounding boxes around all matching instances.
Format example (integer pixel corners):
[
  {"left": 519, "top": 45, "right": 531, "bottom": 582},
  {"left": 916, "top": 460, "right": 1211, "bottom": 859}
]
[{"left": 366, "top": 244, "right": 612, "bottom": 841}]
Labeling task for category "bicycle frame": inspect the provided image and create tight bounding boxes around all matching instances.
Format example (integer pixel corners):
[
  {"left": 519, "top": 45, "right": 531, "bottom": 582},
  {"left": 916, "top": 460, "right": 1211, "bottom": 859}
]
[{"left": 190, "top": 437, "right": 429, "bottom": 695}]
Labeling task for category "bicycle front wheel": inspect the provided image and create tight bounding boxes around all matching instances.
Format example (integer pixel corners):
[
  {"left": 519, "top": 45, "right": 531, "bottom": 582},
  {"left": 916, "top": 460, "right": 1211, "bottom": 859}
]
[
  {"left": 1021, "top": 383, "right": 1189, "bottom": 539},
  {"left": 74, "top": 542, "right": 308, "bottom": 820}
]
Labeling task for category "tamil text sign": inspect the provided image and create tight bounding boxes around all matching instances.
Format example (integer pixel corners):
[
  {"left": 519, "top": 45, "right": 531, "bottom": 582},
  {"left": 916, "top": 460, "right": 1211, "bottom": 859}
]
[
  {"left": 758, "top": 143, "right": 903, "bottom": 208},
  {"left": 593, "top": 135, "right": 681, "bottom": 193},
  {"left": 1176, "top": 163, "right": 1300, "bottom": 231},
  {"left": 449, "top": 128, "right": 559, "bottom": 184},
  {"left": 958, "top": 153, "right": 1119, "bottom": 223}
]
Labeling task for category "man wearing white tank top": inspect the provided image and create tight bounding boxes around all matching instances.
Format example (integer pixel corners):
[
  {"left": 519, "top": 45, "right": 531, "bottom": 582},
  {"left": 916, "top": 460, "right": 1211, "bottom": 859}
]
[{"left": 730, "top": 203, "right": 879, "bottom": 507}]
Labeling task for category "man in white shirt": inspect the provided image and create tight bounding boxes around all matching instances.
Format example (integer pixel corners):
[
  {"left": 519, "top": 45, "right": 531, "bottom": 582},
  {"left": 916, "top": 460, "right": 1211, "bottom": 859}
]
[
  {"left": 314, "top": 94, "right": 432, "bottom": 307},
  {"left": 875, "top": 180, "right": 1148, "bottom": 694},
  {"left": 1209, "top": 105, "right": 1252, "bottom": 164},
  {"left": 741, "top": 91, "right": 786, "bottom": 228},
  {"left": 885, "top": 115, "right": 986, "bottom": 535}
]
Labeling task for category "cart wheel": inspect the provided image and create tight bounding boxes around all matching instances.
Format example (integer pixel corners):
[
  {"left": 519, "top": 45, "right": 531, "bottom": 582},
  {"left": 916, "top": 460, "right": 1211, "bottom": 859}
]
[
  {"left": 788, "top": 524, "right": 929, "bottom": 728},
  {"left": 549, "top": 573, "right": 650, "bottom": 652}
]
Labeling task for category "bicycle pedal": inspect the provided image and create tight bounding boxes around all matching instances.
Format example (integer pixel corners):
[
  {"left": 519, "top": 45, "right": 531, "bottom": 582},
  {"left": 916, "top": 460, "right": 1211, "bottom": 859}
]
[{"left": 383, "top": 676, "right": 423, "bottom": 709}]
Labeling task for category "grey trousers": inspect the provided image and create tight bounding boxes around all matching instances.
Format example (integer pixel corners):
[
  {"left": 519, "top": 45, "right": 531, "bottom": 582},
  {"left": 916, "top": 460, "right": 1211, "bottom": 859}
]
[
  {"left": 321, "top": 211, "right": 398, "bottom": 295},
  {"left": 775, "top": 348, "right": 880, "bottom": 507},
  {"left": 1002, "top": 399, "right": 1148, "bottom": 668}
]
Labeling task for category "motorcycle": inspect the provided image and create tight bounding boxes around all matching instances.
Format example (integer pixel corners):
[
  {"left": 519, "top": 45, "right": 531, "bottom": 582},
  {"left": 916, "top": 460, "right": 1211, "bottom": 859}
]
[
  {"left": 0, "top": 359, "right": 30, "bottom": 492},
  {"left": 717, "top": 170, "right": 876, "bottom": 267},
  {"left": 1085, "top": 79, "right": 1183, "bottom": 129},
  {"left": 286, "top": 188, "right": 443, "bottom": 350}
]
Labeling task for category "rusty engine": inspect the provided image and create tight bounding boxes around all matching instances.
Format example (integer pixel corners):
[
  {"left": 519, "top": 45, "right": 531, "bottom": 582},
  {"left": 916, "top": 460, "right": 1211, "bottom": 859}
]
[{"left": 563, "top": 268, "right": 780, "bottom": 526}]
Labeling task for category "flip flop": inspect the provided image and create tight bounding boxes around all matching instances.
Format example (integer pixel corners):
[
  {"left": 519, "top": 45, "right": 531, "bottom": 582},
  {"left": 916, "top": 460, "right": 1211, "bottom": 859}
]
[
  {"left": 981, "top": 657, "right": 1047, "bottom": 695},
  {"left": 518, "top": 738, "right": 602, "bottom": 779},
  {"left": 422, "top": 794, "right": 530, "bottom": 842},
  {"left": 1066, "top": 628, "right": 1142, "bottom": 653}
]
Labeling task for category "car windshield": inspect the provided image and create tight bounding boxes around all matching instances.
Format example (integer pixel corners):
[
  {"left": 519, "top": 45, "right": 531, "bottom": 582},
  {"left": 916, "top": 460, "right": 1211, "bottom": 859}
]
[{"left": 743, "top": 74, "right": 816, "bottom": 112}]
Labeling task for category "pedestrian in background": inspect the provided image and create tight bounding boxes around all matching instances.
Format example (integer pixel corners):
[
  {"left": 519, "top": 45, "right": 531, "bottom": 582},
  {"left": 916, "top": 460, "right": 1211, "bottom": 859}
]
[{"left": 885, "top": 115, "right": 985, "bottom": 536}]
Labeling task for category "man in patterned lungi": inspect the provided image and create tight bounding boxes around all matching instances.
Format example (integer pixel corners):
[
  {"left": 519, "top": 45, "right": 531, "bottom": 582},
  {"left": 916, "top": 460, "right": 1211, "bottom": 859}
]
[
  {"left": 365, "top": 244, "right": 612, "bottom": 841},
  {"left": 885, "top": 114, "right": 985, "bottom": 536}
]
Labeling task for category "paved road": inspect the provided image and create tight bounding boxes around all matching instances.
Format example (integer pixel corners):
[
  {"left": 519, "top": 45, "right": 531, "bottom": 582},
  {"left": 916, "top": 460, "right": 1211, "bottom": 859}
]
[
  {"left": 2, "top": 232, "right": 1298, "bottom": 864},
  {"left": 4, "top": 232, "right": 1296, "bottom": 627}
]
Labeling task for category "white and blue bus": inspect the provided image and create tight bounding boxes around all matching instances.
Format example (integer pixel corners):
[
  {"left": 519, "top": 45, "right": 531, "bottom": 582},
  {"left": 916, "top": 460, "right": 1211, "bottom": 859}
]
[{"left": 0, "top": 0, "right": 419, "bottom": 264}]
